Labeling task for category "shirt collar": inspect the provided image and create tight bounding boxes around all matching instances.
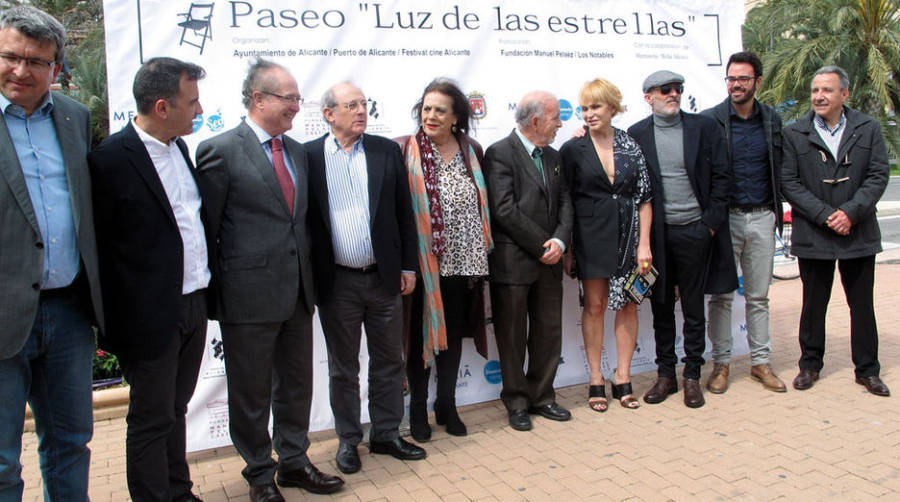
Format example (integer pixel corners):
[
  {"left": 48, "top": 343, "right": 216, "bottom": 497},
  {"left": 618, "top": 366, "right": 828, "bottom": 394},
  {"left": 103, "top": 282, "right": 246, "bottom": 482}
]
[
  {"left": 0, "top": 90, "right": 53, "bottom": 117},
  {"left": 245, "top": 116, "right": 279, "bottom": 145},
  {"left": 132, "top": 118, "right": 178, "bottom": 154},
  {"left": 728, "top": 100, "right": 759, "bottom": 119},
  {"left": 325, "top": 131, "right": 364, "bottom": 155},
  {"left": 514, "top": 127, "right": 539, "bottom": 156},
  {"left": 814, "top": 110, "right": 846, "bottom": 136}
]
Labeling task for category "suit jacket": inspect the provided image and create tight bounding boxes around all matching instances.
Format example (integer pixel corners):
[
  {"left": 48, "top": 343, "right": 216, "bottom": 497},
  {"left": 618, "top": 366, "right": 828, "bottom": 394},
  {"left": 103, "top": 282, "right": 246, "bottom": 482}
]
[
  {"left": 0, "top": 92, "right": 104, "bottom": 359},
  {"left": 483, "top": 130, "right": 574, "bottom": 284},
  {"left": 196, "top": 120, "right": 314, "bottom": 323},
  {"left": 88, "top": 122, "right": 208, "bottom": 360},
  {"left": 781, "top": 107, "right": 889, "bottom": 260},
  {"left": 627, "top": 111, "right": 738, "bottom": 300},
  {"left": 306, "top": 133, "right": 417, "bottom": 302},
  {"left": 701, "top": 97, "right": 785, "bottom": 232}
]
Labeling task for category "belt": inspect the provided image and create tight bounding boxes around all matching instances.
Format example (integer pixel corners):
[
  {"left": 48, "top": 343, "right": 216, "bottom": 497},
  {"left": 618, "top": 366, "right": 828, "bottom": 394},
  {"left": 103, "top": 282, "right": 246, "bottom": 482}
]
[
  {"left": 729, "top": 204, "right": 771, "bottom": 214},
  {"left": 336, "top": 263, "right": 378, "bottom": 273}
]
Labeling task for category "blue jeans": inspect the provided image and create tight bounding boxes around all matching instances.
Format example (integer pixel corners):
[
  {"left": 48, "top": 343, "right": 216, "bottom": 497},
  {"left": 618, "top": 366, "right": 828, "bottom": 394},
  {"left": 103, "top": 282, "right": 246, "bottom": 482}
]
[{"left": 0, "top": 289, "right": 95, "bottom": 502}]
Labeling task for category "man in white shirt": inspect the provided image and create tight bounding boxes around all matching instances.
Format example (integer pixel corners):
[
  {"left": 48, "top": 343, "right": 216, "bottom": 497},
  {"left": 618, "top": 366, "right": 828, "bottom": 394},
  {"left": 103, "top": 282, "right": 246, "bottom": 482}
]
[{"left": 88, "top": 57, "right": 209, "bottom": 502}]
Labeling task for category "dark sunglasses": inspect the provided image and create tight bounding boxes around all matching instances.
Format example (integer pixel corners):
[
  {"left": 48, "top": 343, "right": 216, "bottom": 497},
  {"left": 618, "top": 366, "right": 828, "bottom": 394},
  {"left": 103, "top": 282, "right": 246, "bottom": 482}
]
[{"left": 656, "top": 83, "right": 683, "bottom": 95}]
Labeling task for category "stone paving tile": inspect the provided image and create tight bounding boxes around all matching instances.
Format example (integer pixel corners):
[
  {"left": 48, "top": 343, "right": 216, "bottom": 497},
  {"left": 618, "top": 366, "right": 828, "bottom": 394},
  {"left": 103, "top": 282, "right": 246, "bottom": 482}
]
[{"left": 17, "top": 259, "right": 900, "bottom": 501}]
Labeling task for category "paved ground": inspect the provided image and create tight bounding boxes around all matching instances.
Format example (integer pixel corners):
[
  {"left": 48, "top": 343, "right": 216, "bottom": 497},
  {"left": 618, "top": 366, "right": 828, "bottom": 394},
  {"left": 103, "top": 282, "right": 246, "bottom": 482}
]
[{"left": 20, "top": 253, "right": 900, "bottom": 501}]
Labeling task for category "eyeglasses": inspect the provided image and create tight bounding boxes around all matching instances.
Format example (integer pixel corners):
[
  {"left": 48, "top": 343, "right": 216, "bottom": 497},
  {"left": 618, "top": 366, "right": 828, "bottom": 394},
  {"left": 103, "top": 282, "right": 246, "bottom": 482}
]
[
  {"left": 260, "top": 91, "right": 304, "bottom": 104},
  {"left": 656, "top": 83, "right": 683, "bottom": 95},
  {"left": 725, "top": 76, "right": 756, "bottom": 84},
  {"left": 0, "top": 51, "right": 55, "bottom": 71},
  {"left": 338, "top": 100, "right": 368, "bottom": 112}
]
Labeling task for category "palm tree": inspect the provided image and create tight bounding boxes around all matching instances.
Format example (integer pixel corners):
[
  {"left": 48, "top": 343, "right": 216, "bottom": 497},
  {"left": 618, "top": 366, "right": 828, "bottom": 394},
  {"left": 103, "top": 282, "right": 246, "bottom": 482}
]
[{"left": 749, "top": 0, "right": 900, "bottom": 156}]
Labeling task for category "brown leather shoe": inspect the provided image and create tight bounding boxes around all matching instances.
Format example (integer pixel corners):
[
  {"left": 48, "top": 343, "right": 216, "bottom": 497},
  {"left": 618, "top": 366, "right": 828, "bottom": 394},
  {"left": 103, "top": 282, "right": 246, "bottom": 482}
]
[
  {"left": 249, "top": 483, "right": 285, "bottom": 502},
  {"left": 706, "top": 363, "right": 729, "bottom": 394},
  {"left": 277, "top": 463, "right": 345, "bottom": 494},
  {"left": 683, "top": 378, "right": 705, "bottom": 408},
  {"left": 751, "top": 364, "right": 787, "bottom": 392},
  {"left": 792, "top": 369, "right": 819, "bottom": 390},
  {"left": 643, "top": 376, "right": 678, "bottom": 404},
  {"left": 855, "top": 375, "right": 890, "bottom": 397}
]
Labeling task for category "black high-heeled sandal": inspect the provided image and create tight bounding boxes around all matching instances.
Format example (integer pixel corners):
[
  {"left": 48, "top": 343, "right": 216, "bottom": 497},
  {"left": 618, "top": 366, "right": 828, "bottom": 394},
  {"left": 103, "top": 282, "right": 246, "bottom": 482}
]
[
  {"left": 611, "top": 381, "right": 641, "bottom": 409},
  {"left": 588, "top": 384, "right": 608, "bottom": 412}
]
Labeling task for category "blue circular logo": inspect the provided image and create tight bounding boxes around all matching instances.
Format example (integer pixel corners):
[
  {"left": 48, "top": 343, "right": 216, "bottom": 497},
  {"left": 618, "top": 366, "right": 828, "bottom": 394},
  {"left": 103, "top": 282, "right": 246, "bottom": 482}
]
[
  {"left": 191, "top": 114, "right": 203, "bottom": 133},
  {"left": 207, "top": 112, "right": 224, "bottom": 132},
  {"left": 483, "top": 360, "right": 502, "bottom": 384},
  {"left": 559, "top": 99, "right": 573, "bottom": 121}
]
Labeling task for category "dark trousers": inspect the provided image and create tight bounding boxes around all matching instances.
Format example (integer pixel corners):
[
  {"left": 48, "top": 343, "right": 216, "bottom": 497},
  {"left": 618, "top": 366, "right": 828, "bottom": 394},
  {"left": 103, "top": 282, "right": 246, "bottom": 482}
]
[
  {"left": 651, "top": 221, "right": 714, "bottom": 380},
  {"left": 406, "top": 276, "right": 474, "bottom": 410},
  {"left": 798, "top": 255, "right": 880, "bottom": 377},
  {"left": 490, "top": 265, "right": 563, "bottom": 412},
  {"left": 220, "top": 301, "right": 314, "bottom": 486},
  {"left": 319, "top": 267, "right": 404, "bottom": 445},
  {"left": 119, "top": 290, "right": 207, "bottom": 502}
]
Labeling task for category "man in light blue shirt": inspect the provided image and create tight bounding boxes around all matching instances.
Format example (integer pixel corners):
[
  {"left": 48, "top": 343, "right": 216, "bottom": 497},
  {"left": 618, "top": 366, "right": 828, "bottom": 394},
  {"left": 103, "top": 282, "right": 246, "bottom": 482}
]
[{"left": 0, "top": 6, "right": 104, "bottom": 501}]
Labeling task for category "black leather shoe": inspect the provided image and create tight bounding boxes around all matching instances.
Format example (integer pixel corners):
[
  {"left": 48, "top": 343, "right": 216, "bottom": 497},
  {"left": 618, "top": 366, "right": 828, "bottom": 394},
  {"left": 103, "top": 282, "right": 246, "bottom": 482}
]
[
  {"left": 682, "top": 378, "right": 705, "bottom": 408},
  {"left": 277, "top": 463, "right": 345, "bottom": 495},
  {"left": 508, "top": 409, "right": 532, "bottom": 431},
  {"left": 856, "top": 375, "right": 890, "bottom": 396},
  {"left": 369, "top": 437, "right": 427, "bottom": 461},
  {"left": 335, "top": 443, "right": 361, "bottom": 474},
  {"left": 528, "top": 402, "right": 571, "bottom": 421},
  {"left": 643, "top": 376, "right": 678, "bottom": 404},
  {"left": 174, "top": 493, "right": 203, "bottom": 502},
  {"left": 409, "top": 399, "right": 432, "bottom": 442},
  {"left": 793, "top": 369, "right": 819, "bottom": 390},
  {"left": 249, "top": 483, "right": 284, "bottom": 502}
]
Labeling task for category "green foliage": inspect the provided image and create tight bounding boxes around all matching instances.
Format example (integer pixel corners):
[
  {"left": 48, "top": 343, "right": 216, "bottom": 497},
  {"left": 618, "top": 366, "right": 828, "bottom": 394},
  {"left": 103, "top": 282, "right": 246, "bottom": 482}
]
[
  {"left": 92, "top": 349, "right": 121, "bottom": 381},
  {"left": 65, "top": 25, "right": 108, "bottom": 145},
  {"left": 746, "top": 0, "right": 900, "bottom": 157}
]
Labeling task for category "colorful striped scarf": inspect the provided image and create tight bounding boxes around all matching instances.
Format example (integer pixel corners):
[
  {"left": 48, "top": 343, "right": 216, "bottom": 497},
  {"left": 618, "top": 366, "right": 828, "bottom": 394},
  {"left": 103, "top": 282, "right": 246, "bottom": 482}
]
[{"left": 401, "top": 130, "right": 493, "bottom": 364}]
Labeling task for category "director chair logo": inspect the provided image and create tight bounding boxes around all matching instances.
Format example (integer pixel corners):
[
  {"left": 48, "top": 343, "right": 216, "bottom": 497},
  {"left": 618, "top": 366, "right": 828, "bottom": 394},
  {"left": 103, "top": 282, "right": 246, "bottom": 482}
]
[{"left": 176, "top": 2, "right": 215, "bottom": 55}]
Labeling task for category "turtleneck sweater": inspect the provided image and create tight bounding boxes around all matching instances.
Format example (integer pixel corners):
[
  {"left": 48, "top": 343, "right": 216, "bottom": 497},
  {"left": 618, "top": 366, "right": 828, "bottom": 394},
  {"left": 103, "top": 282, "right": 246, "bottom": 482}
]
[{"left": 653, "top": 112, "right": 701, "bottom": 225}]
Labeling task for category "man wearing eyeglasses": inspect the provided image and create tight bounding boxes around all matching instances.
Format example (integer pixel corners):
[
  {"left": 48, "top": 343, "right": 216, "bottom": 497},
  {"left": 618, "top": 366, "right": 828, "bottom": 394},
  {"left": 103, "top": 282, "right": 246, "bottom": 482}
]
[
  {"left": 703, "top": 51, "right": 787, "bottom": 395},
  {"left": 781, "top": 66, "right": 890, "bottom": 397},
  {"left": 306, "top": 82, "right": 423, "bottom": 474},
  {"left": 0, "top": 6, "right": 104, "bottom": 501},
  {"left": 197, "top": 59, "right": 345, "bottom": 502},
  {"left": 627, "top": 70, "right": 735, "bottom": 408}
]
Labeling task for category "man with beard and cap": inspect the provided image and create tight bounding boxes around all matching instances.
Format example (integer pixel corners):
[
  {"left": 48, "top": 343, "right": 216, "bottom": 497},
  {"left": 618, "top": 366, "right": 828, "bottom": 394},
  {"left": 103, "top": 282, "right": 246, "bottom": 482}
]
[
  {"left": 627, "top": 70, "right": 735, "bottom": 408},
  {"left": 703, "top": 51, "right": 788, "bottom": 395},
  {"left": 781, "top": 65, "right": 890, "bottom": 397}
]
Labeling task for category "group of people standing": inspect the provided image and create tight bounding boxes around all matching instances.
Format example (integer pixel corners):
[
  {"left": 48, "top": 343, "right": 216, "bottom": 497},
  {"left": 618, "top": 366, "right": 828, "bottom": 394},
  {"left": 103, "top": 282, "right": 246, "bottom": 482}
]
[{"left": 0, "top": 5, "right": 892, "bottom": 502}]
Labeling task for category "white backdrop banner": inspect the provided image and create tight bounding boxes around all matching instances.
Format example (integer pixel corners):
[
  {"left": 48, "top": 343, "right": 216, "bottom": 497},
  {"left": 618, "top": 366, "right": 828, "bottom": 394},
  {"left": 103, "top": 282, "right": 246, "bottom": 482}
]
[{"left": 102, "top": 0, "right": 749, "bottom": 452}]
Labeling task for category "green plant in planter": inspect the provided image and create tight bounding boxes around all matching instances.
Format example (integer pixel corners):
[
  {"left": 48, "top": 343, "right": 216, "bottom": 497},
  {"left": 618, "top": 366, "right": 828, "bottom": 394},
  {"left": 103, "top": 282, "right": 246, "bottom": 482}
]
[{"left": 92, "top": 349, "right": 121, "bottom": 381}]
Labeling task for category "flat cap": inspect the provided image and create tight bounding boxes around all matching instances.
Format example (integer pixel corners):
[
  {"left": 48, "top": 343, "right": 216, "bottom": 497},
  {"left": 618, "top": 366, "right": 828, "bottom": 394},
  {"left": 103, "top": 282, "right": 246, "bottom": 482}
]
[{"left": 642, "top": 70, "right": 685, "bottom": 93}]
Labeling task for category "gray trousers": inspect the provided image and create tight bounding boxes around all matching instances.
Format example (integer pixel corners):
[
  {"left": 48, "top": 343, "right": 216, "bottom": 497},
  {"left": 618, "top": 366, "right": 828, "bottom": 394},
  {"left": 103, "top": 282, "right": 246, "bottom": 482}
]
[
  {"left": 707, "top": 209, "right": 775, "bottom": 365},
  {"left": 319, "top": 267, "right": 404, "bottom": 445}
]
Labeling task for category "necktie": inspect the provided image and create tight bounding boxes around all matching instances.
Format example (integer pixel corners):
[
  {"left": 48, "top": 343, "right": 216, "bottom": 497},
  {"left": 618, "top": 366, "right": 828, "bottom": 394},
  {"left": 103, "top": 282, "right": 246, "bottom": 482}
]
[
  {"left": 270, "top": 137, "right": 294, "bottom": 214},
  {"left": 532, "top": 147, "right": 546, "bottom": 185}
]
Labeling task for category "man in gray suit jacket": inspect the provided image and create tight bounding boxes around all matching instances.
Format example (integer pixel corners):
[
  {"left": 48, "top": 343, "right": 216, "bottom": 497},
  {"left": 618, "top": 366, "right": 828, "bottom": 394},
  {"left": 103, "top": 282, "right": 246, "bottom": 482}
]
[
  {"left": 0, "top": 6, "right": 103, "bottom": 501},
  {"left": 484, "top": 91, "right": 573, "bottom": 432},
  {"left": 197, "top": 59, "right": 343, "bottom": 502}
]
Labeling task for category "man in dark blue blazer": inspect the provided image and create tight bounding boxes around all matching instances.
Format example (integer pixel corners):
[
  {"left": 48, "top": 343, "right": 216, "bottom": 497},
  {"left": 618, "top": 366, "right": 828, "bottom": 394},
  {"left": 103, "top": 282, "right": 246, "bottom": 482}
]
[
  {"left": 627, "top": 70, "right": 736, "bottom": 409},
  {"left": 306, "top": 82, "right": 423, "bottom": 475},
  {"left": 89, "top": 57, "right": 209, "bottom": 502}
]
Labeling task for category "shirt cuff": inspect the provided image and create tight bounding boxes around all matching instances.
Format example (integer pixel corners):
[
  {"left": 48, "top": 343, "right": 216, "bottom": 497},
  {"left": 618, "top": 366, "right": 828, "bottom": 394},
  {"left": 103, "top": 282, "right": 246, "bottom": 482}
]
[{"left": 551, "top": 238, "right": 566, "bottom": 253}]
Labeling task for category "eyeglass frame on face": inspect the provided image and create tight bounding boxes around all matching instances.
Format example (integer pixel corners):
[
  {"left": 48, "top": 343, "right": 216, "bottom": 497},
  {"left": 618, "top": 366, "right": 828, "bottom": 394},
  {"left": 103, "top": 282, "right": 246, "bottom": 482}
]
[
  {"left": 725, "top": 75, "right": 757, "bottom": 85},
  {"left": 654, "top": 83, "right": 683, "bottom": 95},
  {"left": 258, "top": 90, "right": 304, "bottom": 104},
  {"left": 0, "top": 51, "right": 56, "bottom": 71},
  {"left": 335, "top": 99, "right": 368, "bottom": 112}
]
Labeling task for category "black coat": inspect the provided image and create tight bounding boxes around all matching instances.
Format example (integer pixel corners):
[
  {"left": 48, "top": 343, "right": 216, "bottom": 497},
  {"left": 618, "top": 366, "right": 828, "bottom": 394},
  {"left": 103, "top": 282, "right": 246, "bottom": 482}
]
[
  {"left": 89, "top": 122, "right": 210, "bottom": 360},
  {"left": 627, "top": 112, "right": 738, "bottom": 301},
  {"left": 781, "top": 107, "right": 889, "bottom": 259},
  {"left": 701, "top": 97, "right": 785, "bottom": 233},
  {"left": 305, "top": 133, "right": 418, "bottom": 301}
]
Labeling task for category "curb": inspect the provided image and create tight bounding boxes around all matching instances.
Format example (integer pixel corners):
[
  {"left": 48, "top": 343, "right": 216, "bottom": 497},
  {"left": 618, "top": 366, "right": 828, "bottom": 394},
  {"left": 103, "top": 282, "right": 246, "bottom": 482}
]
[{"left": 23, "top": 385, "right": 130, "bottom": 433}]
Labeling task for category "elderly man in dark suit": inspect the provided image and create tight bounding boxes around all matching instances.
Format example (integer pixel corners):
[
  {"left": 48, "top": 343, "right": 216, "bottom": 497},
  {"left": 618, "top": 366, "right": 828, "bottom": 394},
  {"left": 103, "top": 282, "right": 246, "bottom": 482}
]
[
  {"left": 484, "top": 91, "right": 574, "bottom": 432},
  {"left": 627, "top": 70, "right": 735, "bottom": 409},
  {"left": 306, "top": 81, "right": 424, "bottom": 475},
  {"left": 781, "top": 66, "right": 890, "bottom": 397},
  {"left": 0, "top": 6, "right": 104, "bottom": 500},
  {"left": 197, "top": 59, "right": 344, "bottom": 502},
  {"left": 89, "top": 57, "right": 208, "bottom": 502}
]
